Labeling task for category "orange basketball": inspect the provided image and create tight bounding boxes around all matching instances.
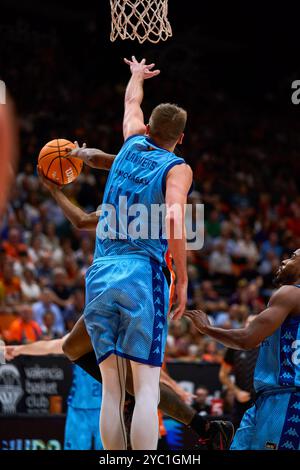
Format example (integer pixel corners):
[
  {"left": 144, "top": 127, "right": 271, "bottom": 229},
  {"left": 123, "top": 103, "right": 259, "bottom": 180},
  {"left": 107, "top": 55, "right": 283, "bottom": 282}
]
[{"left": 38, "top": 138, "right": 83, "bottom": 185}]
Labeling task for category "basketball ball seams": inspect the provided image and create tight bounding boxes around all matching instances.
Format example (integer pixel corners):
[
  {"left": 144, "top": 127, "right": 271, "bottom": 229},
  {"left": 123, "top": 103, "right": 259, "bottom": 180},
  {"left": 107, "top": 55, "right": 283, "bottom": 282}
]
[
  {"left": 46, "top": 141, "right": 72, "bottom": 149},
  {"left": 61, "top": 155, "right": 81, "bottom": 176},
  {"left": 38, "top": 138, "right": 80, "bottom": 185},
  {"left": 38, "top": 143, "right": 74, "bottom": 162},
  {"left": 46, "top": 156, "right": 60, "bottom": 178},
  {"left": 57, "top": 138, "right": 65, "bottom": 185},
  {"left": 38, "top": 149, "right": 66, "bottom": 162}
]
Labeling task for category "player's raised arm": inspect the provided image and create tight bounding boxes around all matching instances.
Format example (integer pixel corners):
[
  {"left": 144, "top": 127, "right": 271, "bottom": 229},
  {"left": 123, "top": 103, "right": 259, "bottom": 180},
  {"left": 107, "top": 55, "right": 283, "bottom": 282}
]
[
  {"left": 37, "top": 167, "right": 99, "bottom": 230},
  {"left": 123, "top": 56, "right": 160, "bottom": 140},
  {"left": 66, "top": 141, "right": 116, "bottom": 170},
  {"left": 165, "top": 163, "right": 193, "bottom": 321},
  {"left": 185, "top": 285, "right": 298, "bottom": 350}
]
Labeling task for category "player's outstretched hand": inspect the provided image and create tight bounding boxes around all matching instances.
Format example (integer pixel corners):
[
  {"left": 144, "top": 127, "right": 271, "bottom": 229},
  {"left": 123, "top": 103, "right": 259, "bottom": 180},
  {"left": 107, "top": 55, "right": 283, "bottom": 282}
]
[
  {"left": 37, "top": 165, "right": 62, "bottom": 192},
  {"left": 124, "top": 56, "right": 160, "bottom": 80},
  {"left": 184, "top": 309, "right": 211, "bottom": 333},
  {"left": 65, "top": 141, "right": 87, "bottom": 159},
  {"left": 5, "top": 345, "right": 21, "bottom": 361}
]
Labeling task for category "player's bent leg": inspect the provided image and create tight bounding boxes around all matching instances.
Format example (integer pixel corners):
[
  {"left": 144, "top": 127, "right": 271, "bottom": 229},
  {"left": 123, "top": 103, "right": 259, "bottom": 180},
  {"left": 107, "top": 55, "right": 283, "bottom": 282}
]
[
  {"left": 62, "top": 324, "right": 231, "bottom": 449},
  {"left": 130, "top": 361, "right": 161, "bottom": 450},
  {"left": 62, "top": 315, "right": 92, "bottom": 361},
  {"left": 62, "top": 315, "right": 103, "bottom": 383},
  {"left": 99, "top": 354, "right": 127, "bottom": 450}
]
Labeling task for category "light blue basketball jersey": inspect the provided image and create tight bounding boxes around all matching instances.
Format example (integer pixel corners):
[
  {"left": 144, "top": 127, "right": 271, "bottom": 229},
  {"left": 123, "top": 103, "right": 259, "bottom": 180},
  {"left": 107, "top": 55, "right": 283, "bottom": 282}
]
[
  {"left": 254, "top": 290, "right": 300, "bottom": 393},
  {"left": 67, "top": 364, "right": 102, "bottom": 410},
  {"left": 94, "top": 134, "right": 186, "bottom": 265}
]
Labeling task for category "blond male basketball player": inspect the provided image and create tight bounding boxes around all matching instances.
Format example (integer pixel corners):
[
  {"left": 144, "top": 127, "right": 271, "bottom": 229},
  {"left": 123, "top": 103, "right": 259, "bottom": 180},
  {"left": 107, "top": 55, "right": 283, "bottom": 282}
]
[{"left": 82, "top": 57, "right": 192, "bottom": 450}]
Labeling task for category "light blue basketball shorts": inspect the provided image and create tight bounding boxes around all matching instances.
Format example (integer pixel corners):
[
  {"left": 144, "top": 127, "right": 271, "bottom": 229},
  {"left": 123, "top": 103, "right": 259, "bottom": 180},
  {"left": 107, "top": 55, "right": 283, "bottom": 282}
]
[
  {"left": 84, "top": 255, "right": 170, "bottom": 367},
  {"left": 231, "top": 389, "right": 300, "bottom": 450}
]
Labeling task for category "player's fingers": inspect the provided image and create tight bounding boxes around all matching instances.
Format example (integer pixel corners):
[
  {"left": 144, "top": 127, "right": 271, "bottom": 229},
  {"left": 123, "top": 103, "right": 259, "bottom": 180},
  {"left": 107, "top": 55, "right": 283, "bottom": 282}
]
[
  {"left": 145, "top": 70, "right": 160, "bottom": 78},
  {"left": 173, "top": 311, "right": 183, "bottom": 321},
  {"left": 168, "top": 308, "right": 175, "bottom": 319},
  {"left": 145, "top": 69, "right": 159, "bottom": 74},
  {"left": 124, "top": 58, "right": 131, "bottom": 65},
  {"left": 132, "top": 55, "right": 137, "bottom": 62},
  {"left": 74, "top": 140, "right": 79, "bottom": 148},
  {"left": 82, "top": 142, "right": 87, "bottom": 148},
  {"left": 184, "top": 311, "right": 196, "bottom": 322},
  {"left": 172, "top": 305, "right": 184, "bottom": 321},
  {"left": 141, "top": 58, "right": 146, "bottom": 64},
  {"left": 146, "top": 63, "right": 155, "bottom": 69},
  {"left": 183, "top": 310, "right": 194, "bottom": 318}
]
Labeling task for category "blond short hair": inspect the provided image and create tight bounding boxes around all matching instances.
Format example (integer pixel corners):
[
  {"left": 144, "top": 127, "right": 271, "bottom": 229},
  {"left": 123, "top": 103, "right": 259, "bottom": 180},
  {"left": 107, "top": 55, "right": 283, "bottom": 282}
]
[{"left": 149, "top": 103, "right": 187, "bottom": 146}]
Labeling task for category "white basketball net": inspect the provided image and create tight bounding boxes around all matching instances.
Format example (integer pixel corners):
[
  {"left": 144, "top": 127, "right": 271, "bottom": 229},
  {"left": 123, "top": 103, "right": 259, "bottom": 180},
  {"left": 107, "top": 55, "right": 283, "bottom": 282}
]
[{"left": 110, "top": 0, "right": 173, "bottom": 44}]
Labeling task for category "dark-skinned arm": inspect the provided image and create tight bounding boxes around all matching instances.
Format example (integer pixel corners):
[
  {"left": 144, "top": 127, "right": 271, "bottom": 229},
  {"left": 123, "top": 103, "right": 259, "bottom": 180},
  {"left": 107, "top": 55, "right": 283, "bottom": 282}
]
[
  {"left": 185, "top": 286, "right": 297, "bottom": 350},
  {"left": 50, "top": 188, "right": 99, "bottom": 230},
  {"left": 65, "top": 142, "right": 116, "bottom": 170},
  {"left": 38, "top": 167, "right": 99, "bottom": 230}
]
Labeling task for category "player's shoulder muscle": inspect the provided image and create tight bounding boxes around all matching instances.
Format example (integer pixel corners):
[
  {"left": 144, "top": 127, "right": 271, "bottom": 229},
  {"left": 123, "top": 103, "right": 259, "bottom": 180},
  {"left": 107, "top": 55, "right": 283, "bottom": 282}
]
[
  {"left": 268, "top": 285, "right": 300, "bottom": 314},
  {"left": 167, "top": 163, "right": 193, "bottom": 182},
  {"left": 167, "top": 163, "right": 193, "bottom": 189}
]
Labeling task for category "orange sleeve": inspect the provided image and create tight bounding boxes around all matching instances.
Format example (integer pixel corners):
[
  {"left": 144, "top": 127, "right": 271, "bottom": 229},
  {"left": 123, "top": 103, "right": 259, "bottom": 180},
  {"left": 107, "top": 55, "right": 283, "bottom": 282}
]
[{"left": 158, "top": 410, "right": 167, "bottom": 437}]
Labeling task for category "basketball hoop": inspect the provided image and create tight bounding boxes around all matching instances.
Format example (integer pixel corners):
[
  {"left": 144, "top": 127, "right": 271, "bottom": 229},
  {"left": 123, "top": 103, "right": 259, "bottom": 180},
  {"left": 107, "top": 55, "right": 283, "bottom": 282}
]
[{"left": 110, "top": 0, "right": 173, "bottom": 44}]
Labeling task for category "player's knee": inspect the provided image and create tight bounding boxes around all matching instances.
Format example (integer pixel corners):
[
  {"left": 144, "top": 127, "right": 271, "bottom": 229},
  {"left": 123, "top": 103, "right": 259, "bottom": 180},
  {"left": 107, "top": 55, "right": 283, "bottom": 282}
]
[
  {"left": 62, "top": 334, "right": 80, "bottom": 361},
  {"left": 135, "top": 384, "right": 159, "bottom": 406}
]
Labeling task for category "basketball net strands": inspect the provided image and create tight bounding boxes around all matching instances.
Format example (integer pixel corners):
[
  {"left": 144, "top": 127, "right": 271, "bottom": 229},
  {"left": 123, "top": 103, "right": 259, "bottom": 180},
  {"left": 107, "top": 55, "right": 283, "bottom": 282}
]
[{"left": 110, "top": 0, "right": 173, "bottom": 44}]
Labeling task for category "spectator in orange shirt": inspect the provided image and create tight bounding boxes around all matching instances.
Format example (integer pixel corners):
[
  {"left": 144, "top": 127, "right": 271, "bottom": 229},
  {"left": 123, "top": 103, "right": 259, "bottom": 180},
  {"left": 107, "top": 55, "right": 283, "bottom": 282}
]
[
  {"left": 2, "top": 228, "right": 27, "bottom": 260},
  {"left": 5, "top": 304, "right": 42, "bottom": 344},
  {"left": 0, "top": 261, "right": 22, "bottom": 306}
]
